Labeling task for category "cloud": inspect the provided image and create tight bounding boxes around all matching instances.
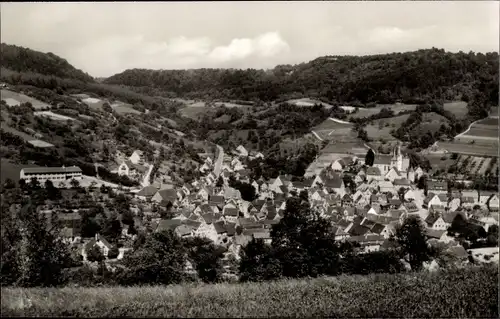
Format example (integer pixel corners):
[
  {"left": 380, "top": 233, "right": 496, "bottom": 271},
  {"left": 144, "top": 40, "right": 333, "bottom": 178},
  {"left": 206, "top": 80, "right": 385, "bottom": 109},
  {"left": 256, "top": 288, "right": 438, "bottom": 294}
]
[
  {"left": 209, "top": 32, "right": 290, "bottom": 61},
  {"left": 67, "top": 32, "right": 290, "bottom": 75}
]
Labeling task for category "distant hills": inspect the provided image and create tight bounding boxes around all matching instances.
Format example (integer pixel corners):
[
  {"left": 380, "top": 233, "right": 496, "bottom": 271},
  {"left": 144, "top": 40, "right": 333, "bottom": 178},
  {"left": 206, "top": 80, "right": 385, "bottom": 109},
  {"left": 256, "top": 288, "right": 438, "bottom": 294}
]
[
  {"left": 0, "top": 43, "right": 94, "bottom": 83},
  {"left": 104, "top": 48, "right": 499, "bottom": 106},
  {"left": 1, "top": 43, "right": 498, "bottom": 109}
]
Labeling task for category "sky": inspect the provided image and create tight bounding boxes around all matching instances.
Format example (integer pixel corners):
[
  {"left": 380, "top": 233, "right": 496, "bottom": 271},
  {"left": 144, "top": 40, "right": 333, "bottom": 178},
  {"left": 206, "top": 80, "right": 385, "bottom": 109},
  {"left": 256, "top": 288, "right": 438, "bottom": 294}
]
[{"left": 1, "top": 1, "right": 498, "bottom": 77}]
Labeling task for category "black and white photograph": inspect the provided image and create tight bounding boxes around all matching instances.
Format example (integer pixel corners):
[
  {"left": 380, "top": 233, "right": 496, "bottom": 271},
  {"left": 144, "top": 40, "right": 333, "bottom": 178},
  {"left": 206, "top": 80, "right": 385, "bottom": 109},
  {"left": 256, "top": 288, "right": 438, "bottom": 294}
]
[{"left": 0, "top": 1, "right": 498, "bottom": 317}]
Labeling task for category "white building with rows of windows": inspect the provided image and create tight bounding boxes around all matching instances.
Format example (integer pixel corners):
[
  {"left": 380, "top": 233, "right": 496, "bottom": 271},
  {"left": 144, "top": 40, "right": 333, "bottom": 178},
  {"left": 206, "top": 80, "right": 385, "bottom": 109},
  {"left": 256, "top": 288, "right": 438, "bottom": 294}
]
[{"left": 20, "top": 166, "right": 82, "bottom": 185}]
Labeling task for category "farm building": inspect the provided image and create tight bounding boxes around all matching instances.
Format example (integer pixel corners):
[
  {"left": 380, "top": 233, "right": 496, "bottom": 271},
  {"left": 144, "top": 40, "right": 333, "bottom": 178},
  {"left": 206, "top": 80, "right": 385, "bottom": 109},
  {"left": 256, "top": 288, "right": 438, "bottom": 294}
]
[{"left": 20, "top": 166, "right": 82, "bottom": 185}]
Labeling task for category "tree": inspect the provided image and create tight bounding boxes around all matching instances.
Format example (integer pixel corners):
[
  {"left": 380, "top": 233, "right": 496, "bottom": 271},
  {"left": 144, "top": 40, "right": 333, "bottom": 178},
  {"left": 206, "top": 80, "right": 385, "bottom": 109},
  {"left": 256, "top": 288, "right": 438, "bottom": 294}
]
[
  {"left": 417, "top": 175, "right": 428, "bottom": 194},
  {"left": 44, "top": 179, "right": 61, "bottom": 200},
  {"left": 239, "top": 238, "right": 282, "bottom": 282},
  {"left": 101, "top": 218, "right": 122, "bottom": 244},
  {"left": 184, "top": 237, "right": 224, "bottom": 283},
  {"left": 216, "top": 176, "right": 224, "bottom": 188},
  {"left": 18, "top": 178, "right": 26, "bottom": 190},
  {"left": 390, "top": 216, "right": 436, "bottom": 271},
  {"left": 118, "top": 230, "right": 187, "bottom": 286},
  {"left": 5, "top": 202, "right": 71, "bottom": 287},
  {"left": 70, "top": 178, "right": 80, "bottom": 189},
  {"left": 86, "top": 245, "right": 105, "bottom": 263},
  {"left": 365, "top": 149, "right": 375, "bottom": 166},
  {"left": 102, "top": 102, "right": 113, "bottom": 113},
  {"left": 3, "top": 178, "right": 15, "bottom": 189},
  {"left": 29, "top": 177, "right": 41, "bottom": 190}
]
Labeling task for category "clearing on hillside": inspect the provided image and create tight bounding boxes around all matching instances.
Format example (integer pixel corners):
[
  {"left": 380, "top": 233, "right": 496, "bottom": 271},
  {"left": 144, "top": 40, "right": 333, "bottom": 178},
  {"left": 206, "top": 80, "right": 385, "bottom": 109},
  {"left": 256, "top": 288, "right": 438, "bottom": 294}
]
[
  {"left": 312, "top": 118, "right": 354, "bottom": 141},
  {"left": 443, "top": 101, "right": 468, "bottom": 118},
  {"left": 348, "top": 103, "right": 416, "bottom": 119},
  {"left": 1, "top": 89, "right": 50, "bottom": 109},
  {"left": 286, "top": 98, "right": 334, "bottom": 109}
]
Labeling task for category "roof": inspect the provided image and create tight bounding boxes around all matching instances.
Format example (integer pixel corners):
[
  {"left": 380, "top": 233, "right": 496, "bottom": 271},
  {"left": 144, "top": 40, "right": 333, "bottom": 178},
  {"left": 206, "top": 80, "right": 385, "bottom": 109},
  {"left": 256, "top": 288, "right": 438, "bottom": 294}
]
[
  {"left": 157, "top": 189, "right": 178, "bottom": 202},
  {"left": 348, "top": 224, "right": 371, "bottom": 236},
  {"left": 428, "top": 180, "right": 447, "bottom": 190},
  {"left": 224, "top": 207, "right": 239, "bottom": 217},
  {"left": 324, "top": 176, "right": 343, "bottom": 189},
  {"left": 201, "top": 213, "right": 217, "bottom": 224},
  {"left": 214, "top": 221, "right": 227, "bottom": 234},
  {"left": 387, "top": 209, "right": 405, "bottom": 219},
  {"left": 136, "top": 186, "right": 158, "bottom": 197},
  {"left": 21, "top": 166, "right": 82, "bottom": 174},
  {"left": 58, "top": 212, "right": 81, "bottom": 221},
  {"left": 366, "top": 167, "right": 381, "bottom": 176},
  {"left": 155, "top": 219, "right": 182, "bottom": 232},
  {"left": 425, "top": 229, "right": 446, "bottom": 239},
  {"left": 370, "top": 223, "right": 386, "bottom": 235},
  {"left": 425, "top": 213, "right": 441, "bottom": 226},
  {"left": 209, "top": 195, "right": 224, "bottom": 205},
  {"left": 184, "top": 219, "right": 202, "bottom": 230},
  {"left": 176, "top": 224, "right": 193, "bottom": 237},
  {"left": 225, "top": 222, "right": 236, "bottom": 236},
  {"left": 404, "top": 202, "right": 419, "bottom": 213},
  {"left": 373, "top": 155, "right": 392, "bottom": 165},
  {"left": 393, "top": 178, "right": 411, "bottom": 186},
  {"left": 437, "top": 194, "right": 449, "bottom": 203}
]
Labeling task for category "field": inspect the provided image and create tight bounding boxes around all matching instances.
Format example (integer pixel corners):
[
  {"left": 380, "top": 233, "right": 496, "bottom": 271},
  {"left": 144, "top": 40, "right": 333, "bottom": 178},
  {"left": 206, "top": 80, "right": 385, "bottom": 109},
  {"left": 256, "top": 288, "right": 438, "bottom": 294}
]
[
  {"left": 311, "top": 118, "right": 355, "bottom": 141},
  {"left": 348, "top": 103, "right": 416, "bottom": 119},
  {"left": 1, "top": 266, "right": 497, "bottom": 318},
  {"left": 438, "top": 141, "right": 498, "bottom": 157},
  {"left": 364, "top": 114, "right": 410, "bottom": 140},
  {"left": 453, "top": 155, "right": 498, "bottom": 176},
  {"left": 0, "top": 123, "right": 35, "bottom": 141},
  {"left": 0, "top": 89, "right": 50, "bottom": 109},
  {"left": 306, "top": 141, "right": 368, "bottom": 176},
  {"left": 34, "top": 111, "right": 75, "bottom": 121},
  {"left": 443, "top": 101, "right": 468, "bottom": 118},
  {"left": 438, "top": 115, "right": 499, "bottom": 157},
  {"left": 286, "top": 98, "right": 334, "bottom": 109}
]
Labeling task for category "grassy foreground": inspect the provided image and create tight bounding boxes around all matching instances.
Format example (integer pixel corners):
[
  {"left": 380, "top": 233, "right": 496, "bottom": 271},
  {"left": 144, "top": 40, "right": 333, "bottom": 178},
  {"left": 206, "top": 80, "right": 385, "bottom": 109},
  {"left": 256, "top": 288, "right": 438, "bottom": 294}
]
[{"left": 1, "top": 266, "right": 498, "bottom": 318}]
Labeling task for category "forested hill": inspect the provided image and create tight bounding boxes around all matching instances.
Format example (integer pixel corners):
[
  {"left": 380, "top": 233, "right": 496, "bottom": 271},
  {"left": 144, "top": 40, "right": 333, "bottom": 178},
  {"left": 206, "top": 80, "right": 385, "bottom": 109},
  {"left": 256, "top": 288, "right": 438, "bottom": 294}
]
[
  {"left": 104, "top": 48, "right": 499, "bottom": 106},
  {"left": 1, "top": 43, "right": 94, "bottom": 83}
]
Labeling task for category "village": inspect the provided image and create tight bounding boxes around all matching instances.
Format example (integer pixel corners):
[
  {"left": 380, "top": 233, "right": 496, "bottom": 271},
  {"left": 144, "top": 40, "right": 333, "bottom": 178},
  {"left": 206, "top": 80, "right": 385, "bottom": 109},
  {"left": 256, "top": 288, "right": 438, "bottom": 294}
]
[{"left": 19, "top": 141, "right": 500, "bottom": 272}]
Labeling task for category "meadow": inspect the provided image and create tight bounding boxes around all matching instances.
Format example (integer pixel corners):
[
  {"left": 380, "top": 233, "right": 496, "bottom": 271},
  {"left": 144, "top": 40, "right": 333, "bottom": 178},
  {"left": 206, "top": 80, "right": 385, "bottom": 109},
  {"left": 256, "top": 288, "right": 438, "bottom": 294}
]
[
  {"left": 1, "top": 89, "right": 51, "bottom": 109},
  {"left": 0, "top": 159, "right": 40, "bottom": 184},
  {"left": 348, "top": 103, "right": 417, "bottom": 119},
  {"left": 443, "top": 101, "right": 468, "bottom": 118},
  {"left": 312, "top": 118, "right": 354, "bottom": 141},
  {"left": 1, "top": 266, "right": 497, "bottom": 318}
]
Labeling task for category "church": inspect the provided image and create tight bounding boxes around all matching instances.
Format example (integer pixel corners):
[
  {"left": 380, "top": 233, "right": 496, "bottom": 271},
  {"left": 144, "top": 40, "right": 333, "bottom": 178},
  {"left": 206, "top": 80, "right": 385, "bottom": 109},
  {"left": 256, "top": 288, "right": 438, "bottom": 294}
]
[{"left": 372, "top": 143, "right": 410, "bottom": 176}]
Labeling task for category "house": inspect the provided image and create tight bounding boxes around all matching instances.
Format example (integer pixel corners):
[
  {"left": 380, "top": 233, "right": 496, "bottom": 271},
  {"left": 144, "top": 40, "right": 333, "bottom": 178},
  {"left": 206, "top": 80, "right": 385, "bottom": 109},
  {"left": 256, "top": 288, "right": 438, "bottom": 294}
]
[
  {"left": 323, "top": 174, "right": 345, "bottom": 196},
  {"left": 448, "top": 195, "right": 461, "bottom": 212},
  {"left": 348, "top": 234, "right": 385, "bottom": 253},
  {"left": 20, "top": 166, "right": 82, "bottom": 186},
  {"left": 135, "top": 186, "right": 158, "bottom": 201},
  {"left": 236, "top": 145, "right": 249, "bottom": 157},
  {"left": 152, "top": 189, "right": 178, "bottom": 205},
  {"left": 393, "top": 178, "right": 411, "bottom": 189},
  {"left": 425, "top": 213, "right": 448, "bottom": 231},
  {"left": 378, "top": 180, "right": 395, "bottom": 194},
  {"left": 224, "top": 186, "right": 241, "bottom": 200},
  {"left": 194, "top": 223, "right": 218, "bottom": 242},
  {"left": 331, "top": 159, "right": 345, "bottom": 172},
  {"left": 175, "top": 224, "right": 194, "bottom": 238},
  {"left": 461, "top": 196, "right": 475, "bottom": 209},
  {"left": 404, "top": 202, "right": 420, "bottom": 214},
  {"left": 384, "top": 167, "right": 401, "bottom": 183},
  {"left": 129, "top": 150, "right": 143, "bottom": 165},
  {"left": 372, "top": 155, "right": 392, "bottom": 175},
  {"left": 487, "top": 193, "right": 499, "bottom": 212},
  {"left": 414, "top": 167, "right": 424, "bottom": 181},
  {"left": 423, "top": 193, "right": 442, "bottom": 209},
  {"left": 427, "top": 180, "right": 448, "bottom": 194},
  {"left": 82, "top": 234, "right": 113, "bottom": 261},
  {"left": 404, "top": 189, "right": 417, "bottom": 202},
  {"left": 424, "top": 229, "right": 448, "bottom": 242},
  {"left": 366, "top": 167, "right": 383, "bottom": 181}
]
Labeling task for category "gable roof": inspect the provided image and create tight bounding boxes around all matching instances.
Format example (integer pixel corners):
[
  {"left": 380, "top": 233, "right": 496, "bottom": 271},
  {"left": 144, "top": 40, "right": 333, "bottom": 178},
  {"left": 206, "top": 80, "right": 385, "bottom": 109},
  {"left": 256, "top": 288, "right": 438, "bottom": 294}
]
[
  {"left": 425, "top": 228, "right": 446, "bottom": 239},
  {"left": 157, "top": 189, "right": 178, "bottom": 202},
  {"left": 393, "top": 178, "right": 410, "bottom": 186},
  {"left": 425, "top": 213, "right": 442, "bottom": 226},
  {"left": 428, "top": 180, "right": 447, "bottom": 191},
  {"left": 214, "top": 221, "right": 227, "bottom": 234},
  {"left": 366, "top": 167, "right": 381, "bottom": 176},
  {"left": 373, "top": 155, "right": 392, "bottom": 165},
  {"left": 348, "top": 224, "right": 371, "bottom": 236},
  {"left": 155, "top": 219, "right": 182, "bottom": 232},
  {"left": 224, "top": 207, "right": 239, "bottom": 217},
  {"left": 136, "top": 186, "right": 158, "bottom": 197}
]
